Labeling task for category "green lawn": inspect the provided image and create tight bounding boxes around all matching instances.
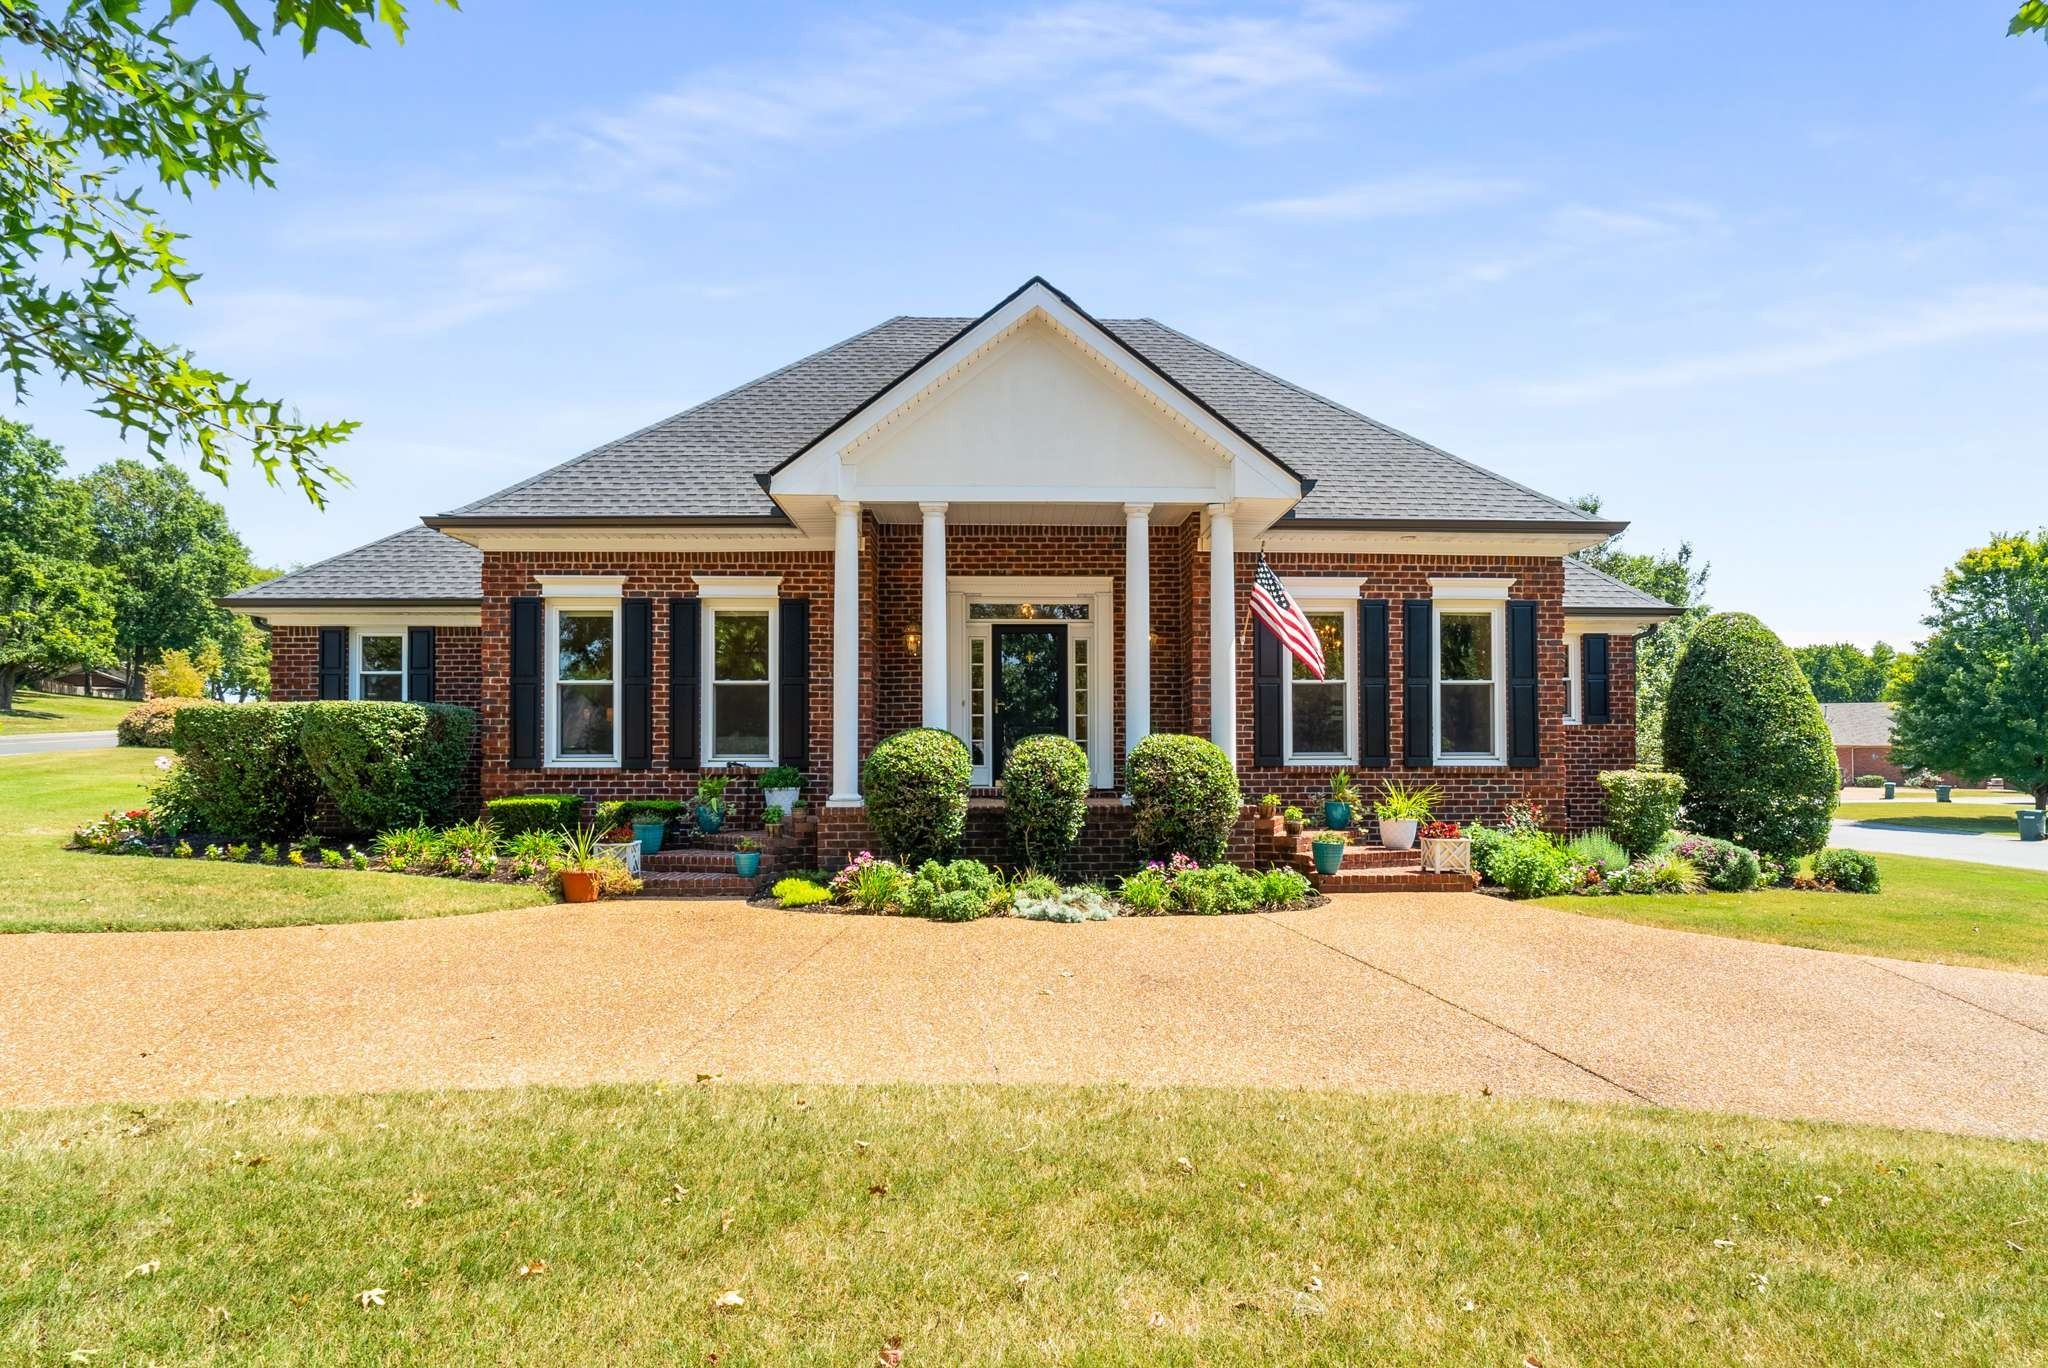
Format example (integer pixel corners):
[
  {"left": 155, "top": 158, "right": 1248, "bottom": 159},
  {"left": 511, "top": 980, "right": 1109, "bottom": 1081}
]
[
  {"left": 1541, "top": 853, "right": 2048, "bottom": 974},
  {"left": 3, "top": 1083, "right": 2042, "bottom": 1366},
  {"left": 1839, "top": 802, "right": 2037, "bottom": 839},
  {"left": 0, "top": 688, "right": 132, "bottom": 736},
  {"left": 0, "top": 747, "right": 544, "bottom": 933}
]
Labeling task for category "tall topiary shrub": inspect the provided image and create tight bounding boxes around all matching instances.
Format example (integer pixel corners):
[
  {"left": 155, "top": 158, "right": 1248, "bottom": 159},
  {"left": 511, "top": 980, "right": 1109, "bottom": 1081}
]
[
  {"left": 298, "top": 701, "right": 477, "bottom": 833},
  {"left": 1597, "top": 768, "right": 1686, "bottom": 857},
  {"left": 863, "top": 727, "right": 971, "bottom": 865},
  {"left": 1663, "top": 612, "right": 1838, "bottom": 859},
  {"left": 1001, "top": 733, "right": 1090, "bottom": 873},
  {"left": 170, "top": 702, "right": 322, "bottom": 841},
  {"left": 1126, "top": 733, "right": 1241, "bottom": 863}
]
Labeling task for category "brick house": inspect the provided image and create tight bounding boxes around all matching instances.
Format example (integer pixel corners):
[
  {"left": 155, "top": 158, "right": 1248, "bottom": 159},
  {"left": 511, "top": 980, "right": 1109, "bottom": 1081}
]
[{"left": 226, "top": 278, "right": 1675, "bottom": 872}]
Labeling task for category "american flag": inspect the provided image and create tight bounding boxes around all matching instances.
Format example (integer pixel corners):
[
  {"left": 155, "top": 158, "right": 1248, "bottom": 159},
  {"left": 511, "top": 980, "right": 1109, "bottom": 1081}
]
[{"left": 1248, "top": 552, "right": 1325, "bottom": 680}]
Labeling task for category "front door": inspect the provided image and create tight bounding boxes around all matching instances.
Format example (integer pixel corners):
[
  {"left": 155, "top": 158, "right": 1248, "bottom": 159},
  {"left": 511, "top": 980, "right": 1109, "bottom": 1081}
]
[{"left": 991, "top": 624, "right": 1068, "bottom": 780}]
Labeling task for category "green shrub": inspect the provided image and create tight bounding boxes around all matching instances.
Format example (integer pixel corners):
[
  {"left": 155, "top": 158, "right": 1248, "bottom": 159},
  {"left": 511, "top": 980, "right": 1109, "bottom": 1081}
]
[
  {"left": 1001, "top": 733, "right": 1090, "bottom": 872},
  {"left": 1013, "top": 885, "right": 1115, "bottom": 922},
  {"left": 1127, "top": 733, "right": 1241, "bottom": 863},
  {"left": 1642, "top": 852, "right": 1703, "bottom": 894},
  {"left": 1664, "top": 613, "right": 1839, "bottom": 859},
  {"left": 170, "top": 703, "right": 323, "bottom": 841},
  {"left": 506, "top": 828, "right": 566, "bottom": 864},
  {"left": 831, "top": 853, "right": 911, "bottom": 913},
  {"left": 1672, "top": 834, "right": 1761, "bottom": 892},
  {"left": 117, "top": 697, "right": 202, "bottom": 747},
  {"left": 772, "top": 877, "right": 831, "bottom": 908},
  {"left": 863, "top": 728, "right": 971, "bottom": 864},
  {"left": 759, "top": 765, "right": 804, "bottom": 792},
  {"left": 903, "top": 858, "right": 1003, "bottom": 921},
  {"left": 1597, "top": 769, "right": 1686, "bottom": 857},
  {"left": 1563, "top": 828, "right": 1629, "bottom": 889},
  {"left": 1169, "top": 863, "right": 1261, "bottom": 915},
  {"left": 145, "top": 760, "right": 205, "bottom": 836},
  {"left": 373, "top": 822, "right": 437, "bottom": 863},
  {"left": 1255, "top": 866, "right": 1314, "bottom": 908},
  {"left": 298, "top": 702, "right": 477, "bottom": 833},
  {"left": 1813, "top": 847, "right": 1881, "bottom": 893},
  {"left": 483, "top": 795, "right": 583, "bottom": 836},
  {"left": 1117, "top": 867, "right": 1171, "bottom": 913},
  {"left": 436, "top": 817, "right": 498, "bottom": 876},
  {"left": 1478, "top": 828, "right": 1573, "bottom": 899},
  {"left": 1854, "top": 774, "right": 1886, "bottom": 788}
]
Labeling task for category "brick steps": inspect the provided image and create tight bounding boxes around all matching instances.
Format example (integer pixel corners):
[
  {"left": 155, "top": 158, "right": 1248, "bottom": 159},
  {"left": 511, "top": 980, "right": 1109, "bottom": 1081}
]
[
  {"left": 639, "top": 871, "right": 763, "bottom": 898},
  {"left": 1312, "top": 869, "right": 1479, "bottom": 894},
  {"left": 644, "top": 847, "right": 775, "bottom": 873}
]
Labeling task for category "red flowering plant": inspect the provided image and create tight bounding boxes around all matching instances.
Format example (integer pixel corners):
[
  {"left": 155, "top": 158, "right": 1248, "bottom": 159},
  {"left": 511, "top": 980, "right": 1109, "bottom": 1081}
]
[{"left": 1418, "top": 820, "right": 1463, "bottom": 841}]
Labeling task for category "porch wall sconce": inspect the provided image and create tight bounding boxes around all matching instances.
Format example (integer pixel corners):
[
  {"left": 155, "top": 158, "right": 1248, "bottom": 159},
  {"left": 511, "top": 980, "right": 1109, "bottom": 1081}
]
[{"left": 904, "top": 629, "right": 921, "bottom": 657}]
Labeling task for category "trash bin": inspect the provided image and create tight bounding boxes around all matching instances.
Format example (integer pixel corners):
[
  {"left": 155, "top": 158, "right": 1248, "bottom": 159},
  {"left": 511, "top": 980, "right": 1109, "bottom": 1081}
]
[
  {"left": 1883, "top": 780, "right": 1895, "bottom": 800},
  {"left": 1935, "top": 784, "right": 1953, "bottom": 803},
  {"left": 2019, "top": 809, "right": 2046, "bottom": 843}
]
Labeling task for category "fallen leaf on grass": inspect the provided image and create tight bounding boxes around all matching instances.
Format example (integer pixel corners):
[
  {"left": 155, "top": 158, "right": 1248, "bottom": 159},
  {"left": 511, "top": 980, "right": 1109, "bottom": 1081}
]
[
  {"left": 1458, "top": 1299, "right": 1477, "bottom": 1313},
  {"left": 868, "top": 1182, "right": 889, "bottom": 1197},
  {"left": 402, "top": 1191, "right": 427, "bottom": 1209},
  {"left": 516, "top": 1260, "right": 547, "bottom": 1278},
  {"left": 1713, "top": 1239, "right": 1735, "bottom": 1249},
  {"left": 712, "top": 1290, "right": 745, "bottom": 1309},
  {"left": 1147, "top": 1311, "right": 1167, "bottom": 1329},
  {"left": 126, "top": 1260, "right": 159, "bottom": 1279},
  {"left": 67, "top": 1351, "right": 97, "bottom": 1364},
  {"left": 355, "top": 1289, "right": 387, "bottom": 1309},
  {"left": 878, "top": 1337, "right": 904, "bottom": 1365}
]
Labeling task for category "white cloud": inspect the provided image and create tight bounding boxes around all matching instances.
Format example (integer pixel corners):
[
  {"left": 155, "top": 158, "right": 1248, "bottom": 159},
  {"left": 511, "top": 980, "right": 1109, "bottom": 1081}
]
[
  {"left": 1518, "top": 284, "right": 2048, "bottom": 403},
  {"left": 1242, "top": 172, "right": 1525, "bottom": 222}
]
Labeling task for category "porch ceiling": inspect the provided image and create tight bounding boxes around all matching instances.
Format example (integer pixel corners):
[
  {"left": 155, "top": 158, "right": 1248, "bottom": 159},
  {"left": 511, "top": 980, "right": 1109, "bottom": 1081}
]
[{"left": 860, "top": 499, "right": 1208, "bottom": 526}]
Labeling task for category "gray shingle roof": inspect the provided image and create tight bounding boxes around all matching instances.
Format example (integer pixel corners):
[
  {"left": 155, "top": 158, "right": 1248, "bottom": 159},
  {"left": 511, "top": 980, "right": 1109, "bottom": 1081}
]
[
  {"left": 1562, "top": 559, "right": 1682, "bottom": 617},
  {"left": 224, "top": 526, "right": 481, "bottom": 605},
  {"left": 1821, "top": 702, "right": 1895, "bottom": 747},
  {"left": 436, "top": 312, "right": 1609, "bottom": 529}
]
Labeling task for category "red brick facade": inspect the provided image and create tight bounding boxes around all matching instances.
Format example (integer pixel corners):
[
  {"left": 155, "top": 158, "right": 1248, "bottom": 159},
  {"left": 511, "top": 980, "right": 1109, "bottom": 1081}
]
[
  {"left": 1836, "top": 744, "right": 1901, "bottom": 785},
  {"left": 267, "top": 517, "right": 1640, "bottom": 848}
]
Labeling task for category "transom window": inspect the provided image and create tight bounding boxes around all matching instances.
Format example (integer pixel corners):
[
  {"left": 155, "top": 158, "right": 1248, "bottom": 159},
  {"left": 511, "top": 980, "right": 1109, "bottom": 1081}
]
[
  {"left": 356, "top": 632, "right": 404, "bottom": 701},
  {"left": 710, "top": 608, "right": 773, "bottom": 762},
  {"left": 1286, "top": 609, "right": 1352, "bottom": 761},
  {"left": 1436, "top": 606, "right": 1503, "bottom": 762},
  {"left": 553, "top": 609, "right": 617, "bottom": 761},
  {"left": 967, "top": 602, "right": 1089, "bottom": 621}
]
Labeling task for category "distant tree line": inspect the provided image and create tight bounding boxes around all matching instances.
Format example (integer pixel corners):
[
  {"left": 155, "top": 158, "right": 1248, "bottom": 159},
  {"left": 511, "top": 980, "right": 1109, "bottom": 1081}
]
[{"left": 1789, "top": 641, "right": 1913, "bottom": 704}]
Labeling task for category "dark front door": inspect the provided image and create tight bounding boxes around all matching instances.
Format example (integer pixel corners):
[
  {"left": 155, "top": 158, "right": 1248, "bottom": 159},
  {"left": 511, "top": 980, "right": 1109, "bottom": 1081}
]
[{"left": 991, "top": 624, "right": 1068, "bottom": 779}]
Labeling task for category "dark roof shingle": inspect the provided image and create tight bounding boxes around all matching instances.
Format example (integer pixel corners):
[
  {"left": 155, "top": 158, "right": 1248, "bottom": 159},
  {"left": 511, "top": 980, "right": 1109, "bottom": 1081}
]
[
  {"left": 224, "top": 526, "right": 481, "bottom": 605},
  {"left": 1562, "top": 559, "right": 1682, "bottom": 617}
]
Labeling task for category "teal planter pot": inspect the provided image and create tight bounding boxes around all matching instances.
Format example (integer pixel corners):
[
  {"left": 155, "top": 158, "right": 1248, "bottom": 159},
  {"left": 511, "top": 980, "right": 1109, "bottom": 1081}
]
[
  {"left": 1311, "top": 841, "right": 1345, "bottom": 876},
  {"left": 734, "top": 851, "right": 761, "bottom": 877},
  {"left": 1882, "top": 781, "right": 1895, "bottom": 800},
  {"left": 631, "top": 819, "right": 666, "bottom": 855},
  {"left": 2019, "top": 809, "right": 2046, "bottom": 843},
  {"left": 1323, "top": 801, "right": 1353, "bottom": 831},
  {"left": 1935, "top": 785, "right": 1953, "bottom": 803},
  {"left": 695, "top": 804, "right": 725, "bottom": 835}
]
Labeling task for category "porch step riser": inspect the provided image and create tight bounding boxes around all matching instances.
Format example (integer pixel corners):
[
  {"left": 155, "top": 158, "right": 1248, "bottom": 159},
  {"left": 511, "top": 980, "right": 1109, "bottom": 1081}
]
[
  {"left": 1311, "top": 872, "right": 1479, "bottom": 894},
  {"left": 639, "top": 874, "right": 766, "bottom": 898},
  {"left": 644, "top": 851, "right": 785, "bottom": 874}
]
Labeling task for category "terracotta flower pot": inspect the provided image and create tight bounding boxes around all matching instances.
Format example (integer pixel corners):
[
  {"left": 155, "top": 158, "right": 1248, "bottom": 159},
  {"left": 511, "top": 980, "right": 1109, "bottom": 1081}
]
[{"left": 559, "top": 869, "right": 601, "bottom": 903}]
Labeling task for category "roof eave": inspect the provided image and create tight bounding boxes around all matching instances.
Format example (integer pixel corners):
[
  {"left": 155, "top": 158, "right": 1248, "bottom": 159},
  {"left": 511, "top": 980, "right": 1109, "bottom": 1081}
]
[
  {"left": 422, "top": 513, "right": 796, "bottom": 530},
  {"left": 1279, "top": 516, "right": 1629, "bottom": 535},
  {"left": 219, "top": 597, "right": 484, "bottom": 611}
]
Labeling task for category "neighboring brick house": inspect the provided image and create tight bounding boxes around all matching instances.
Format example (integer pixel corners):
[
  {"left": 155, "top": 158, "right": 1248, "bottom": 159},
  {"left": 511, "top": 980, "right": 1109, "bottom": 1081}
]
[
  {"left": 1824, "top": 702, "right": 1904, "bottom": 784},
  {"left": 226, "top": 277, "right": 1676, "bottom": 860}
]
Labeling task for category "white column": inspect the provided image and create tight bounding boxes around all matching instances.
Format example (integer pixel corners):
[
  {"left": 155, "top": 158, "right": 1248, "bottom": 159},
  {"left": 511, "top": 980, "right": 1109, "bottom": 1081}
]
[
  {"left": 920, "top": 501, "right": 948, "bottom": 731},
  {"left": 1123, "top": 502, "right": 1152, "bottom": 762},
  {"left": 830, "top": 499, "right": 863, "bottom": 804},
  {"left": 1207, "top": 502, "right": 1236, "bottom": 765}
]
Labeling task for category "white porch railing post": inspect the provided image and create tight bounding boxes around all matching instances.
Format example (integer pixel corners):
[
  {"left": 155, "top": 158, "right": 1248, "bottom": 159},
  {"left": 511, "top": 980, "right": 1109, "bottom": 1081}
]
[
  {"left": 1123, "top": 502, "right": 1152, "bottom": 764},
  {"left": 830, "top": 499, "right": 863, "bottom": 804},
  {"left": 920, "top": 501, "right": 949, "bottom": 731},
  {"left": 1207, "top": 502, "right": 1236, "bottom": 765}
]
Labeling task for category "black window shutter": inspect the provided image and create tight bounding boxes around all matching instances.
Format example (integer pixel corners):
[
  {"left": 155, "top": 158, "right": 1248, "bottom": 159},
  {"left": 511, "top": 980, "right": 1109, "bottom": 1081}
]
[
  {"left": 779, "top": 597, "right": 809, "bottom": 769},
  {"left": 669, "top": 597, "right": 700, "bottom": 770},
  {"left": 509, "top": 597, "right": 542, "bottom": 770},
  {"left": 621, "top": 598, "right": 653, "bottom": 770},
  {"left": 1358, "top": 598, "right": 1389, "bottom": 768},
  {"left": 1508, "top": 599, "right": 1540, "bottom": 768},
  {"left": 406, "top": 627, "right": 435, "bottom": 703},
  {"left": 1251, "top": 618, "right": 1284, "bottom": 767},
  {"left": 317, "top": 627, "right": 347, "bottom": 700},
  {"left": 1402, "top": 599, "right": 1434, "bottom": 767},
  {"left": 1583, "top": 632, "right": 1611, "bottom": 724}
]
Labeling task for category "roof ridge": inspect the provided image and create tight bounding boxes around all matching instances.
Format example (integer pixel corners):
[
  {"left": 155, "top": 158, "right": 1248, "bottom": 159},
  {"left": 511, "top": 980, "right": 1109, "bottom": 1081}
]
[
  {"left": 439, "top": 314, "right": 918, "bottom": 518},
  {"left": 1119, "top": 318, "right": 1601, "bottom": 526},
  {"left": 227, "top": 525, "right": 460, "bottom": 598}
]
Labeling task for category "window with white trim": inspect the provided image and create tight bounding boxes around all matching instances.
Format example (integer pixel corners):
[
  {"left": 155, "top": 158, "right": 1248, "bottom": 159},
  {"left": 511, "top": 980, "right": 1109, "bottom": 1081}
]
[
  {"left": 1284, "top": 602, "right": 1354, "bottom": 763},
  {"left": 354, "top": 631, "right": 405, "bottom": 701},
  {"left": 1435, "top": 604, "right": 1505, "bottom": 762},
  {"left": 551, "top": 607, "right": 618, "bottom": 762},
  {"left": 707, "top": 605, "right": 775, "bottom": 762},
  {"left": 1563, "top": 633, "right": 1581, "bottom": 724}
]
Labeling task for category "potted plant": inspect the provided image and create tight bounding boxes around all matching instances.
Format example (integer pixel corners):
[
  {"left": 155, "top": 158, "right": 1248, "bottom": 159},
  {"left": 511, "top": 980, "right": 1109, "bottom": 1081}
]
[
  {"left": 557, "top": 824, "right": 606, "bottom": 903},
  {"left": 1325, "top": 771, "right": 1357, "bottom": 830},
  {"left": 1417, "top": 819, "right": 1471, "bottom": 874},
  {"left": 1259, "top": 793, "right": 1282, "bottom": 820},
  {"left": 1310, "top": 828, "right": 1348, "bottom": 876},
  {"left": 759, "top": 765, "right": 803, "bottom": 819},
  {"left": 694, "top": 775, "right": 729, "bottom": 834},
  {"left": 762, "top": 804, "right": 785, "bottom": 839},
  {"left": 1282, "top": 805, "right": 1305, "bottom": 835},
  {"left": 734, "top": 836, "right": 762, "bottom": 879},
  {"left": 628, "top": 801, "right": 677, "bottom": 856},
  {"left": 1372, "top": 779, "right": 1440, "bottom": 852}
]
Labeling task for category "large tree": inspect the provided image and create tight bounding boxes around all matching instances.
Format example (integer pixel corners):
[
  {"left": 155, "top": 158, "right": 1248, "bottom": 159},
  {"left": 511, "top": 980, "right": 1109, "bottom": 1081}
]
[
  {"left": 1792, "top": 641, "right": 1911, "bottom": 703},
  {"left": 80, "top": 457, "right": 264, "bottom": 694},
  {"left": 0, "top": 1, "right": 447, "bottom": 504},
  {"left": 1892, "top": 532, "right": 2048, "bottom": 810},
  {"left": 1571, "top": 495, "right": 1712, "bottom": 766},
  {"left": 0, "top": 418, "right": 113, "bottom": 710}
]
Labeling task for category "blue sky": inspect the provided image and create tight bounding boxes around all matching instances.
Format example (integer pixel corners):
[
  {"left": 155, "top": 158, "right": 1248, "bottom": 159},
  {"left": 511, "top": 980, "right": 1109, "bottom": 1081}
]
[{"left": 21, "top": 1, "right": 2046, "bottom": 646}]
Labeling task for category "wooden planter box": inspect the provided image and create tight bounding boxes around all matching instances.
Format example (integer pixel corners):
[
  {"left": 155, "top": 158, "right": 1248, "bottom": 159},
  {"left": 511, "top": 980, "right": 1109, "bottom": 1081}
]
[
  {"left": 1419, "top": 837, "right": 1472, "bottom": 876},
  {"left": 597, "top": 840, "right": 642, "bottom": 876}
]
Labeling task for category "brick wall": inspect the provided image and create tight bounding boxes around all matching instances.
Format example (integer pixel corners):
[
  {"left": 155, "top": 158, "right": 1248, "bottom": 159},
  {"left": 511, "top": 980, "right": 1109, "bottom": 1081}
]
[
  {"left": 1561, "top": 632, "right": 1639, "bottom": 830},
  {"left": 1837, "top": 744, "right": 1901, "bottom": 784},
  {"left": 271, "top": 626, "right": 321, "bottom": 700},
  {"left": 269, "top": 625, "right": 483, "bottom": 710}
]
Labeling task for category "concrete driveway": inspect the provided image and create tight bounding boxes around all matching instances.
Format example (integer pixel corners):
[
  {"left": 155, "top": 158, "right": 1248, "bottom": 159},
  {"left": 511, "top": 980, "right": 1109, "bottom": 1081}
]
[{"left": 4, "top": 895, "right": 2045, "bottom": 1139}]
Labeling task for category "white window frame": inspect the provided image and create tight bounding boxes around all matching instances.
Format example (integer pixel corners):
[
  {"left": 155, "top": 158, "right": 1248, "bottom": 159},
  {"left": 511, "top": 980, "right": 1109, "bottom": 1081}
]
[
  {"left": 1281, "top": 596, "right": 1356, "bottom": 766},
  {"left": 1430, "top": 578, "right": 1510, "bottom": 767},
  {"left": 702, "top": 599, "right": 779, "bottom": 766},
  {"left": 1563, "top": 632, "right": 1581, "bottom": 724},
  {"left": 540, "top": 577, "right": 625, "bottom": 769},
  {"left": 349, "top": 627, "right": 407, "bottom": 702}
]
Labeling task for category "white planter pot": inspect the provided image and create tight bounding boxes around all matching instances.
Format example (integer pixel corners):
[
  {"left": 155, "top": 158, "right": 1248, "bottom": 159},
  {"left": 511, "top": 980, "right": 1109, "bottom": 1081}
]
[
  {"left": 1378, "top": 818, "right": 1419, "bottom": 851},
  {"left": 597, "top": 840, "right": 642, "bottom": 876},
  {"left": 1420, "top": 836, "right": 1472, "bottom": 875},
  {"left": 761, "top": 787, "right": 801, "bottom": 819}
]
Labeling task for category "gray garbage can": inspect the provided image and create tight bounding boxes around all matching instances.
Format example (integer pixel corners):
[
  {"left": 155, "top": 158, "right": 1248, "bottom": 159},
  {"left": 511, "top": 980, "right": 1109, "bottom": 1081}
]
[
  {"left": 1883, "top": 780, "right": 1895, "bottom": 800},
  {"left": 2019, "top": 809, "right": 2045, "bottom": 843}
]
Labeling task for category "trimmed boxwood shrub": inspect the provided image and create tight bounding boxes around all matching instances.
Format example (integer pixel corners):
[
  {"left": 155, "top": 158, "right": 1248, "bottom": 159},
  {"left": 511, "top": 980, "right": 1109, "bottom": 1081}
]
[
  {"left": 117, "top": 697, "right": 202, "bottom": 747},
  {"left": 1664, "top": 613, "right": 1839, "bottom": 860},
  {"left": 298, "top": 702, "right": 476, "bottom": 833},
  {"left": 170, "top": 703, "right": 323, "bottom": 841},
  {"left": 483, "top": 794, "right": 583, "bottom": 836},
  {"left": 1001, "top": 733, "right": 1090, "bottom": 872},
  {"left": 1854, "top": 774, "right": 1886, "bottom": 788},
  {"left": 1127, "top": 733, "right": 1241, "bottom": 863},
  {"left": 1813, "top": 847, "right": 1881, "bottom": 893},
  {"left": 614, "top": 799, "right": 685, "bottom": 825},
  {"left": 863, "top": 727, "right": 971, "bottom": 864},
  {"left": 1597, "top": 769, "right": 1686, "bottom": 857}
]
